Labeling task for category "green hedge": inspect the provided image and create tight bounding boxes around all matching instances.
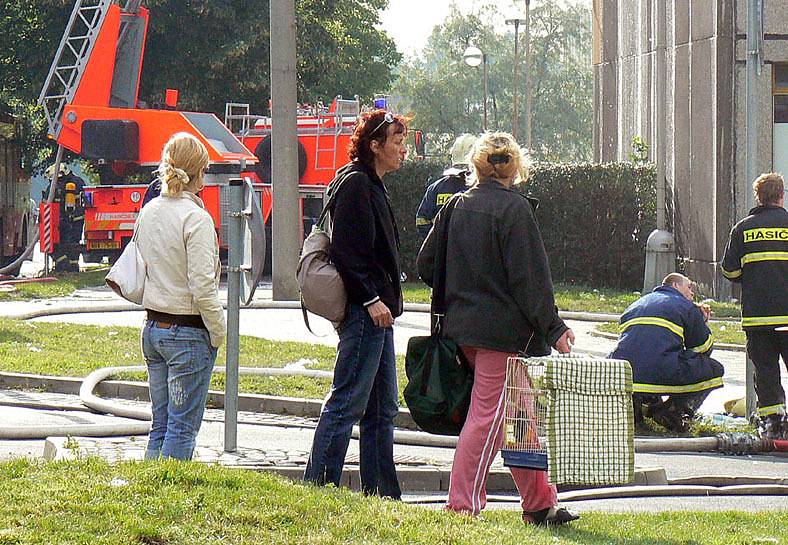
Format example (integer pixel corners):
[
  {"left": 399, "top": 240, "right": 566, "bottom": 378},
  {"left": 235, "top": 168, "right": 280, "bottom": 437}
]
[{"left": 385, "top": 161, "right": 656, "bottom": 290}]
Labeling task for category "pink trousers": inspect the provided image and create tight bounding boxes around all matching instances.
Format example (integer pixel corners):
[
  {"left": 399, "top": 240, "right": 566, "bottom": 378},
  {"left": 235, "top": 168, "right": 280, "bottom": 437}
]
[{"left": 445, "top": 346, "right": 557, "bottom": 515}]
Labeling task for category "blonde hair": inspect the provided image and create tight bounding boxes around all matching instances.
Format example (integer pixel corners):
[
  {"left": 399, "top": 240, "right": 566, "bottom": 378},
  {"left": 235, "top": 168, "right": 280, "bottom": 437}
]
[
  {"left": 158, "top": 132, "right": 209, "bottom": 197},
  {"left": 753, "top": 172, "right": 784, "bottom": 206},
  {"left": 468, "top": 132, "right": 529, "bottom": 185}
]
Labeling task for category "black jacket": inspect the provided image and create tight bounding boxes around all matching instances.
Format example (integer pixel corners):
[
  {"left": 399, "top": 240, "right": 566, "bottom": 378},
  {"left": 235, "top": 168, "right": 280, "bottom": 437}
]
[
  {"left": 415, "top": 168, "right": 468, "bottom": 238},
  {"left": 417, "top": 181, "right": 567, "bottom": 354},
  {"left": 721, "top": 205, "right": 788, "bottom": 330},
  {"left": 328, "top": 162, "right": 403, "bottom": 317}
]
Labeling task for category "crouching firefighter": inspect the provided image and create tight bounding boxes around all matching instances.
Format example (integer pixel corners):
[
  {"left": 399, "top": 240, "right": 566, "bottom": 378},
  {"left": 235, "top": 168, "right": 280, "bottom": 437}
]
[
  {"left": 609, "top": 273, "right": 724, "bottom": 432},
  {"left": 44, "top": 164, "right": 85, "bottom": 273}
]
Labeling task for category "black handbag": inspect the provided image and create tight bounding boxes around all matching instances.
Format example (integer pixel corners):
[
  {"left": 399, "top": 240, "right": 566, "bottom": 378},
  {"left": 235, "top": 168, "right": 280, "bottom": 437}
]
[{"left": 404, "top": 195, "right": 473, "bottom": 436}]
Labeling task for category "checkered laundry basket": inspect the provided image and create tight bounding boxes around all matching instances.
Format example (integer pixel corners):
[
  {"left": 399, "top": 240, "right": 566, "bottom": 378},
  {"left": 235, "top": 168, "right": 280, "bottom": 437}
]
[{"left": 501, "top": 354, "right": 634, "bottom": 485}]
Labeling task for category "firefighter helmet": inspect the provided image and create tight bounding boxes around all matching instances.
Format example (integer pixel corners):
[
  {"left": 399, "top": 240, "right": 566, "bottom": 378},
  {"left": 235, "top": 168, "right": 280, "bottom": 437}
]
[{"left": 44, "top": 163, "right": 71, "bottom": 178}]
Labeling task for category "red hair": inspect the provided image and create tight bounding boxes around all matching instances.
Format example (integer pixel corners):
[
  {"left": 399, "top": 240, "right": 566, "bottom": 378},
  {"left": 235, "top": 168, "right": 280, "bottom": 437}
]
[{"left": 347, "top": 109, "right": 408, "bottom": 168}]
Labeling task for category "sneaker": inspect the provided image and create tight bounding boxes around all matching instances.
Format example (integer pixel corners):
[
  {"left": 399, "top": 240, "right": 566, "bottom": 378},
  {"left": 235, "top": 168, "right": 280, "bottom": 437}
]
[{"left": 522, "top": 506, "right": 580, "bottom": 526}]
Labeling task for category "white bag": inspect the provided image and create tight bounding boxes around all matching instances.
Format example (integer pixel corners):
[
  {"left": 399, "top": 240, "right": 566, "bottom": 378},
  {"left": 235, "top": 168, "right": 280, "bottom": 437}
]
[{"left": 105, "top": 225, "right": 146, "bottom": 305}]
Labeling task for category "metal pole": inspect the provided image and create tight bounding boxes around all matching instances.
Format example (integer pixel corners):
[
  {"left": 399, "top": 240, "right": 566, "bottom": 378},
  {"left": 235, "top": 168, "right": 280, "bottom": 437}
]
[
  {"left": 524, "top": 0, "right": 532, "bottom": 151},
  {"left": 482, "top": 53, "right": 489, "bottom": 132},
  {"left": 655, "top": 1, "right": 666, "bottom": 231},
  {"left": 506, "top": 18, "right": 526, "bottom": 140},
  {"left": 745, "top": 0, "right": 762, "bottom": 417},
  {"left": 270, "top": 0, "right": 301, "bottom": 300},
  {"left": 224, "top": 179, "right": 243, "bottom": 453}
]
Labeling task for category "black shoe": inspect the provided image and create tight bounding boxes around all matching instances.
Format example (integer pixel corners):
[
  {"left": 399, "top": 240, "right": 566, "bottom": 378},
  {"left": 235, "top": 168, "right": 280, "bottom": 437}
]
[
  {"left": 756, "top": 414, "right": 788, "bottom": 440},
  {"left": 522, "top": 506, "right": 580, "bottom": 526}
]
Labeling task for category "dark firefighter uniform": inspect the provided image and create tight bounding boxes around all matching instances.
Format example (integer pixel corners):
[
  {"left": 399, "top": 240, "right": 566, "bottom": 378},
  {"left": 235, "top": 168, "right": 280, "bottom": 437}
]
[
  {"left": 46, "top": 169, "right": 86, "bottom": 272},
  {"left": 415, "top": 167, "right": 468, "bottom": 239},
  {"left": 721, "top": 204, "right": 788, "bottom": 419},
  {"left": 609, "top": 285, "right": 724, "bottom": 421}
]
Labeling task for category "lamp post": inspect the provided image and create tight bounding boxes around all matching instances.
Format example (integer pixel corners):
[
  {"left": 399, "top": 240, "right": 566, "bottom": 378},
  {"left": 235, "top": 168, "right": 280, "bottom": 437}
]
[
  {"left": 505, "top": 17, "right": 527, "bottom": 140},
  {"left": 463, "top": 45, "right": 488, "bottom": 131}
]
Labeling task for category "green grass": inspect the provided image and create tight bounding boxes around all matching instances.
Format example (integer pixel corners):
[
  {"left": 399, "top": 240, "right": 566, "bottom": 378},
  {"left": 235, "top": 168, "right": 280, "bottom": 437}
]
[
  {"left": 0, "top": 318, "right": 414, "bottom": 403},
  {"left": 597, "top": 321, "right": 745, "bottom": 346},
  {"left": 403, "top": 282, "right": 743, "bottom": 318},
  {"left": 0, "top": 269, "right": 108, "bottom": 301},
  {"left": 0, "top": 458, "right": 783, "bottom": 545}
]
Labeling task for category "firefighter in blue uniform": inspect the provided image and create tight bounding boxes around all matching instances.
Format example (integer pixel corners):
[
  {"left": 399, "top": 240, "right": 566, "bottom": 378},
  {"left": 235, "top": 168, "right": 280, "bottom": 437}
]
[
  {"left": 609, "top": 273, "right": 724, "bottom": 431},
  {"left": 722, "top": 172, "right": 788, "bottom": 439},
  {"left": 415, "top": 134, "right": 476, "bottom": 239},
  {"left": 44, "top": 164, "right": 85, "bottom": 272}
]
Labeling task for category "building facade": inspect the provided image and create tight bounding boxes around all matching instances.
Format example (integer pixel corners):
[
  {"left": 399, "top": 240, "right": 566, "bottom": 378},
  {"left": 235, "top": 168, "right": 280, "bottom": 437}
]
[{"left": 593, "top": 0, "right": 788, "bottom": 297}]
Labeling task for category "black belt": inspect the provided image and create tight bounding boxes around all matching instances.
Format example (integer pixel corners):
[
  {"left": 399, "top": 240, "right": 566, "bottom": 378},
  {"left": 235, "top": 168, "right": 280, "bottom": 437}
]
[{"left": 146, "top": 310, "right": 206, "bottom": 330}]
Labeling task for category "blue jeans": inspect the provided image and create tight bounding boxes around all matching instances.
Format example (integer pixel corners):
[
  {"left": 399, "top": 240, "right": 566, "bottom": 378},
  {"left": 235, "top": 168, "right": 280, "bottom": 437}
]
[
  {"left": 304, "top": 303, "right": 401, "bottom": 499},
  {"left": 142, "top": 321, "right": 218, "bottom": 461}
]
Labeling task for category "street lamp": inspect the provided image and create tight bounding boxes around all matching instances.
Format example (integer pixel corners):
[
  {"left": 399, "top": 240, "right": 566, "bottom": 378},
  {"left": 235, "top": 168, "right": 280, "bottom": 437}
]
[
  {"left": 463, "top": 45, "right": 488, "bottom": 131},
  {"left": 505, "top": 17, "right": 527, "bottom": 140}
]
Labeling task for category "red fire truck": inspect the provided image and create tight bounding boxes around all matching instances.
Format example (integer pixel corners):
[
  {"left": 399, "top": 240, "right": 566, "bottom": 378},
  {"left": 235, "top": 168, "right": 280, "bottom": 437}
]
[
  {"left": 37, "top": 0, "right": 257, "bottom": 267},
  {"left": 224, "top": 98, "right": 360, "bottom": 253},
  {"left": 0, "top": 110, "right": 35, "bottom": 275}
]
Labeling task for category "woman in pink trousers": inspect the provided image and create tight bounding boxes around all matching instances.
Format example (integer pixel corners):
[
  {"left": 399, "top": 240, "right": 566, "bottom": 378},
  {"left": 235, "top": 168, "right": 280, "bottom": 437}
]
[{"left": 417, "top": 131, "right": 579, "bottom": 525}]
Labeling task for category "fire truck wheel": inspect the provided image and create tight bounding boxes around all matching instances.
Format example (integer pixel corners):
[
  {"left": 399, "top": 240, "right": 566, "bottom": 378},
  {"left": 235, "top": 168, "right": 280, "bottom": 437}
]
[{"left": 254, "top": 136, "right": 307, "bottom": 184}]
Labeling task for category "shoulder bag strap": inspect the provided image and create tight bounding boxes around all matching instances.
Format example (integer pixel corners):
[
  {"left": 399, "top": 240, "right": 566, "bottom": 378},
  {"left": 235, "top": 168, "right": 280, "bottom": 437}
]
[
  {"left": 430, "top": 194, "right": 461, "bottom": 335},
  {"left": 315, "top": 170, "right": 354, "bottom": 230}
]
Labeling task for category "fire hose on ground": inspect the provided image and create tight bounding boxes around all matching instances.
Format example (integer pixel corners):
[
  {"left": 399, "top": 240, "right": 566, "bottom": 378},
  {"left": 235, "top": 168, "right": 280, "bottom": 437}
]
[
  {"left": 3, "top": 363, "right": 787, "bottom": 459},
  {"left": 2, "top": 301, "right": 787, "bottom": 501}
]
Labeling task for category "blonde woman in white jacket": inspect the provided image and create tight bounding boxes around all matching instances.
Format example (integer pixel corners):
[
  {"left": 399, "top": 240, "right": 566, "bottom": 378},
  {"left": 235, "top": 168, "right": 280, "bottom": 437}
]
[{"left": 136, "top": 132, "right": 226, "bottom": 460}]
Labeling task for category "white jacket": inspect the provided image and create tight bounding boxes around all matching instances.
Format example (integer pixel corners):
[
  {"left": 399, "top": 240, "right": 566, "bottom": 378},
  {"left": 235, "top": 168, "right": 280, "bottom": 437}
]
[{"left": 136, "top": 192, "right": 226, "bottom": 347}]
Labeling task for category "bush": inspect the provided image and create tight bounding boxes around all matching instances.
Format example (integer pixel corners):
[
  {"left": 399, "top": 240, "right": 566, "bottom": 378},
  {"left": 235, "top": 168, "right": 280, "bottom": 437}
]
[
  {"left": 385, "top": 160, "right": 445, "bottom": 282},
  {"left": 386, "top": 160, "right": 656, "bottom": 290},
  {"left": 524, "top": 162, "right": 656, "bottom": 290}
]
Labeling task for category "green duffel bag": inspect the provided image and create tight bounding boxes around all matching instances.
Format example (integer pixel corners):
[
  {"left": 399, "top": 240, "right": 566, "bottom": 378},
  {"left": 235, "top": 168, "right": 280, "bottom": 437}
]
[{"left": 404, "top": 333, "right": 473, "bottom": 436}]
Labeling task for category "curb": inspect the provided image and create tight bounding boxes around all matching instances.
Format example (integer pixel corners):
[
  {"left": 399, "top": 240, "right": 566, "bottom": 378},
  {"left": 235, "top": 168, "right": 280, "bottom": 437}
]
[
  {"left": 42, "top": 436, "right": 667, "bottom": 494},
  {"left": 589, "top": 329, "right": 747, "bottom": 353},
  {"left": 0, "top": 371, "right": 421, "bottom": 430}
]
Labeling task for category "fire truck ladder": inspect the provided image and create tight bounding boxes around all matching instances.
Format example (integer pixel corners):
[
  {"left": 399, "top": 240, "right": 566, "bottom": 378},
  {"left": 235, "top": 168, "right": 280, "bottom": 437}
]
[
  {"left": 38, "top": 0, "right": 114, "bottom": 139},
  {"left": 313, "top": 96, "right": 359, "bottom": 171}
]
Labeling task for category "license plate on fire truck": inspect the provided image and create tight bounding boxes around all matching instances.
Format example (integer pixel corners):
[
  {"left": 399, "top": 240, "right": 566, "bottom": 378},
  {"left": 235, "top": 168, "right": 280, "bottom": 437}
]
[{"left": 90, "top": 241, "right": 121, "bottom": 250}]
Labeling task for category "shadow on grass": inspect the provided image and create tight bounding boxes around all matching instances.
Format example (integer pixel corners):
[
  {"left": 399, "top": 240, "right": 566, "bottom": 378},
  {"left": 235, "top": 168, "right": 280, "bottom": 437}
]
[{"left": 0, "top": 328, "right": 30, "bottom": 344}]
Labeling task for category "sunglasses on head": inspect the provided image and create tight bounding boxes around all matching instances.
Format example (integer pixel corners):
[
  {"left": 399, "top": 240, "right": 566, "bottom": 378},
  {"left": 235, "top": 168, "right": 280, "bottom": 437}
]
[{"left": 370, "top": 112, "right": 395, "bottom": 136}]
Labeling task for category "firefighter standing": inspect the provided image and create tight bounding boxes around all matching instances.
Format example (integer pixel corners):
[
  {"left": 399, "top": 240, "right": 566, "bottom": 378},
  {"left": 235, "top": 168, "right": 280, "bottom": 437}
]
[
  {"left": 609, "top": 273, "right": 724, "bottom": 432},
  {"left": 415, "top": 134, "right": 476, "bottom": 239},
  {"left": 44, "top": 164, "right": 85, "bottom": 272},
  {"left": 722, "top": 172, "right": 788, "bottom": 439}
]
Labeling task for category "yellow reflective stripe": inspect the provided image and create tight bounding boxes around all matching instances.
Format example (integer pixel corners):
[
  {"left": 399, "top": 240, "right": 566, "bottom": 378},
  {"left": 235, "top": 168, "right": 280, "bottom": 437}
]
[
  {"left": 740, "top": 251, "right": 788, "bottom": 266},
  {"left": 756, "top": 403, "right": 786, "bottom": 416},
  {"left": 721, "top": 267, "right": 742, "bottom": 279},
  {"left": 741, "top": 315, "right": 788, "bottom": 327},
  {"left": 690, "top": 334, "right": 714, "bottom": 353},
  {"left": 620, "top": 317, "right": 684, "bottom": 340},
  {"left": 633, "top": 377, "right": 724, "bottom": 394},
  {"left": 743, "top": 227, "right": 788, "bottom": 243},
  {"left": 415, "top": 217, "right": 432, "bottom": 226},
  {"left": 435, "top": 193, "right": 454, "bottom": 205}
]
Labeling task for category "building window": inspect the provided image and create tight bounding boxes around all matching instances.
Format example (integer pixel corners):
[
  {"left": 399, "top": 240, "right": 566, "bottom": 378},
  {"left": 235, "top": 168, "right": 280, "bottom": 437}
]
[{"left": 775, "top": 64, "right": 788, "bottom": 94}]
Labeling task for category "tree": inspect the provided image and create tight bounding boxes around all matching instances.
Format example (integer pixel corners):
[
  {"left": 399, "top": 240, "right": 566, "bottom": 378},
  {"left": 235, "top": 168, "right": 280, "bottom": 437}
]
[
  {"left": 0, "top": 0, "right": 400, "bottom": 168},
  {"left": 391, "top": 1, "right": 593, "bottom": 162}
]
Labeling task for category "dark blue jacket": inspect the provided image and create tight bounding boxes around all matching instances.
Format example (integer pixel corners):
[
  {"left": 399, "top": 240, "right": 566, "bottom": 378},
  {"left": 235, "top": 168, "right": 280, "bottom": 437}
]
[
  {"left": 415, "top": 168, "right": 468, "bottom": 238},
  {"left": 609, "top": 285, "right": 723, "bottom": 395}
]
